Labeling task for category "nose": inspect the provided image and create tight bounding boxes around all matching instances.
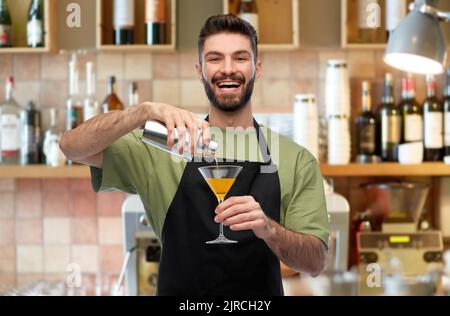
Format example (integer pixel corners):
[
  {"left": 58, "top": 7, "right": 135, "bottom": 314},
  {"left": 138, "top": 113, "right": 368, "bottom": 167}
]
[{"left": 220, "top": 56, "right": 236, "bottom": 75}]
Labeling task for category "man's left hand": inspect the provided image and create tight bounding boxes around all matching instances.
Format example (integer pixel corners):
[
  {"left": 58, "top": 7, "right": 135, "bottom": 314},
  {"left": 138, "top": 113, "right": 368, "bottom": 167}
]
[{"left": 214, "top": 196, "right": 273, "bottom": 240}]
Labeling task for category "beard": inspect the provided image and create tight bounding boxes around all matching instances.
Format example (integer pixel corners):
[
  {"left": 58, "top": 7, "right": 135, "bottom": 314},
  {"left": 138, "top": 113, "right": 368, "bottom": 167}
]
[{"left": 202, "top": 73, "right": 255, "bottom": 113}]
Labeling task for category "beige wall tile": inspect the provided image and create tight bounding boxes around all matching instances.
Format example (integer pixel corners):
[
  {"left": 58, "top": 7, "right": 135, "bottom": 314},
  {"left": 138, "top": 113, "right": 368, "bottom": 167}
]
[
  {"left": 0, "top": 273, "right": 16, "bottom": 287},
  {"left": 43, "top": 191, "right": 71, "bottom": 217},
  {"left": 347, "top": 50, "right": 376, "bottom": 78},
  {"left": 42, "top": 179, "right": 70, "bottom": 191},
  {"left": 75, "top": 52, "right": 97, "bottom": 80},
  {"left": 16, "top": 219, "right": 42, "bottom": 245},
  {"left": 14, "top": 55, "right": 41, "bottom": 81},
  {"left": 71, "top": 245, "right": 99, "bottom": 273},
  {"left": 16, "top": 191, "right": 42, "bottom": 219},
  {"left": 71, "top": 191, "right": 97, "bottom": 217},
  {"left": 97, "top": 53, "right": 124, "bottom": 81},
  {"left": 17, "top": 179, "right": 42, "bottom": 191},
  {"left": 97, "top": 192, "right": 125, "bottom": 217},
  {"left": 290, "top": 50, "right": 319, "bottom": 80},
  {"left": 250, "top": 80, "right": 263, "bottom": 109},
  {"left": 152, "top": 80, "right": 180, "bottom": 105},
  {"left": 43, "top": 218, "right": 71, "bottom": 245},
  {"left": 0, "top": 219, "right": 14, "bottom": 245},
  {"left": 261, "top": 52, "right": 291, "bottom": 79},
  {"left": 153, "top": 53, "right": 179, "bottom": 79},
  {"left": 41, "top": 54, "right": 69, "bottom": 80},
  {"left": 16, "top": 273, "right": 43, "bottom": 286},
  {"left": 0, "top": 179, "right": 15, "bottom": 191},
  {"left": 126, "top": 80, "right": 152, "bottom": 104},
  {"left": 0, "top": 192, "right": 14, "bottom": 219},
  {"left": 99, "top": 245, "right": 123, "bottom": 274},
  {"left": 44, "top": 246, "right": 70, "bottom": 273},
  {"left": 125, "top": 53, "right": 153, "bottom": 80},
  {"left": 98, "top": 217, "right": 122, "bottom": 245},
  {"left": 179, "top": 50, "right": 199, "bottom": 79},
  {"left": 290, "top": 79, "right": 318, "bottom": 109},
  {"left": 0, "top": 246, "right": 15, "bottom": 274},
  {"left": 0, "top": 55, "right": 13, "bottom": 81},
  {"left": 180, "top": 80, "right": 209, "bottom": 108},
  {"left": 17, "top": 246, "right": 43, "bottom": 273},
  {"left": 72, "top": 218, "right": 98, "bottom": 244},
  {"left": 261, "top": 79, "right": 291, "bottom": 108},
  {"left": 318, "top": 50, "right": 347, "bottom": 79},
  {"left": 14, "top": 81, "right": 40, "bottom": 107},
  {"left": 40, "top": 80, "right": 68, "bottom": 109}
]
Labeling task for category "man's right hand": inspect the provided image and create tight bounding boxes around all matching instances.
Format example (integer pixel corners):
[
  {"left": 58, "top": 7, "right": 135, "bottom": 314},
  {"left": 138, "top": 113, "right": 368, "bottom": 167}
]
[{"left": 145, "top": 102, "right": 211, "bottom": 155}]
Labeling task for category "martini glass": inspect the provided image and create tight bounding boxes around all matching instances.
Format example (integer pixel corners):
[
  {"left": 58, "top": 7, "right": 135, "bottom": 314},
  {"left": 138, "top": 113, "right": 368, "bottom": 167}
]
[{"left": 198, "top": 165, "right": 243, "bottom": 244}]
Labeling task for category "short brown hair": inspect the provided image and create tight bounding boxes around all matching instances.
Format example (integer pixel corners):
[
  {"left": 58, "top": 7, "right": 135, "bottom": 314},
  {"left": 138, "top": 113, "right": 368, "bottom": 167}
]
[{"left": 198, "top": 14, "right": 258, "bottom": 64}]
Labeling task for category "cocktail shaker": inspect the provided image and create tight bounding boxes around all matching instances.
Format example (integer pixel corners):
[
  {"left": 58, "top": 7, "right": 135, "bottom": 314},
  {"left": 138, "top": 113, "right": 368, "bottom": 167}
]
[{"left": 142, "top": 120, "right": 218, "bottom": 161}]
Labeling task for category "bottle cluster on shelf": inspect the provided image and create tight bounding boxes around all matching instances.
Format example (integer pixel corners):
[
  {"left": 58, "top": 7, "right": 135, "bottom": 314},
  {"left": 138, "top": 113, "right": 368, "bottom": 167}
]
[
  {"left": 0, "top": 55, "right": 140, "bottom": 166},
  {"left": 113, "top": 0, "right": 167, "bottom": 45},
  {"left": 355, "top": 69, "right": 450, "bottom": 164},
  {"left": 0, "top": 0, "right": 45, "bottom": 49}
]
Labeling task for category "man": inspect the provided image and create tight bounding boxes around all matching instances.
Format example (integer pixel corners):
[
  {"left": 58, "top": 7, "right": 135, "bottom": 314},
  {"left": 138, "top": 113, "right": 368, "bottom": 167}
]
[{"left": 60, "top": 15, "right": 329, "bottom": 296}]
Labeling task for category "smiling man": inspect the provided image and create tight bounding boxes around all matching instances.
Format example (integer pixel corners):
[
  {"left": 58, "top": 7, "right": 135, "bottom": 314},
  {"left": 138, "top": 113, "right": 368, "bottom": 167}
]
[{"left": 60, "top": 15, "right": 329, "bottom": 296}]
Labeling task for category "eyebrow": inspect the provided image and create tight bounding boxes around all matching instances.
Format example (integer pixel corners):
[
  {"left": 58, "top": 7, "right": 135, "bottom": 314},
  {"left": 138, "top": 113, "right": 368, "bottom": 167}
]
[{"left": 204, "top": 50, "right": 252, "bottom": 58}]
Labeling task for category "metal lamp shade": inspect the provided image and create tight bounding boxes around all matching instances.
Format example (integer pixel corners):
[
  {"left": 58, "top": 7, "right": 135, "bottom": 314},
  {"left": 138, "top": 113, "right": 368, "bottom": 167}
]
[{"left": 384, "top": 10, "right": 447, "bottom": 75}]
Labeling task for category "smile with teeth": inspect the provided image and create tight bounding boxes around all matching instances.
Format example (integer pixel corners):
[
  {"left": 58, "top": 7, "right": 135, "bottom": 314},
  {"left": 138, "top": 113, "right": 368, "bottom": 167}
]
[{"left": 216, "top": 81, "right": 242, "bottom": 90}]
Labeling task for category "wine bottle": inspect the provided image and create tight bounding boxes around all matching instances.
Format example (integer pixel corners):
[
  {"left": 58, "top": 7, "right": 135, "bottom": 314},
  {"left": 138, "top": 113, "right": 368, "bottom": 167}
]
[
  {"left": 238, "top": 0, "right": 259, "bottom": 35},
  {"left": 20, "top": 101, "right": 42, "bottom": 165},
  {"left": 378, "top": 73, "right": 401, "bottom": 161},
  {"left": 128, "top": 82, "right": 139, "bottom": 108},
  {"left": 423, "top": 74, "right": 444, "bottom": 161},
  {"left": 102, "top": 76, "right": 124, "bottom": 113},
  {"left": 355, "top": 81, "right": 377, "bottom": 158},
  {"left": 114, "top": 0, "right": 135, "bottom": 45},
  {"left": 27, "top": 0, "right": 44, "bottom": 48},
  {"left": 145, "top": 0, "right": 166, "bottom": 45},
  {"left": 0, "top": 0, "right": 12, "bottom": 48},
  {"left": 0, "top": 77, "right": 24, "bottom": 165},
  {"left": 444, "top": 68, "right": 450, "bottom": 157},
  {"left": 83, "top": 62, "right": 101, "bottom": 121},
  {"left": 399, "top": 74, "right": 423, "bottom": 144}
]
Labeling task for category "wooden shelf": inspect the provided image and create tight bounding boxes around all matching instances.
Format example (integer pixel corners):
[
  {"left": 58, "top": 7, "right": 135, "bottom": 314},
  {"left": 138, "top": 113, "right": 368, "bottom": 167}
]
[
  {"left": 96, "top": 0, "right": 176, "bottom": 52},
  {"left": 0, "top": 0, "right": 56, "bottom": 54},
  {"left": 0, "top": 165, "right": 90, "bottom": 179},
  {"left": 321, "top": 163, "right": 450, "bottom": 177},
  {"left": 224, "top": 0, "right": 299, "bottom": 51}
]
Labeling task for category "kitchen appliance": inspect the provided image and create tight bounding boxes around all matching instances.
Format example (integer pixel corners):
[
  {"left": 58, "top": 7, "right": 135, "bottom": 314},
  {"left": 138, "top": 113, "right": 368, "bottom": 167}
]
[
  {"left": 356, "top": 182, "right": 443, "bottom": 295},
  {"left": 121, "top": 195, "right": 160, "bottom": 296}
]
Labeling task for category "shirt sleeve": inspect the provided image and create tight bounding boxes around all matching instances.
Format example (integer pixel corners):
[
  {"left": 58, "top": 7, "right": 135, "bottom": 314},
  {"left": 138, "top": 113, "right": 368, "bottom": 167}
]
[
  {"left": 90, "top": 130, "right": 158, "bottom": 194},
  {"left": 284, "top": 159, "right": 330, "bottom": 247}
]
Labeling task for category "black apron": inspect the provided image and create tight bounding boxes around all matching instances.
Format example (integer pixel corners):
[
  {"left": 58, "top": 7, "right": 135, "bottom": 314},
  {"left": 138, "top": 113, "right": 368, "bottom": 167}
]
[{"left": 157, "top": 118, "right": 283, "bottom": 296}]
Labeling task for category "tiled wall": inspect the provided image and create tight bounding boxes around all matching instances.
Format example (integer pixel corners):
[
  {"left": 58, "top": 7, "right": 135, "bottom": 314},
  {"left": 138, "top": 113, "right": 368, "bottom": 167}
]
[
  {"left": 0, "top": 178, "right": 125, "bottom": 288},
  {"left": 1, "top": 48, "right": 449, "bottom": 289}
]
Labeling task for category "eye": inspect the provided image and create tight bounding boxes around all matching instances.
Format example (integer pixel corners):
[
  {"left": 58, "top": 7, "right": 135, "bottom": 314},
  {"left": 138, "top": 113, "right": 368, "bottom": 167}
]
[
  {"left": 237, "top": 56, "right": 249, "bottom": 62},
  {"left": 208, "top": 57, "right": 220, "bottom": 63}
]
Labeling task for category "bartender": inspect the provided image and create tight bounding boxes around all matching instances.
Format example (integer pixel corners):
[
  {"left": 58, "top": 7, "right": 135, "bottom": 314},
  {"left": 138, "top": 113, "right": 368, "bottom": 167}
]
[{"left": 60, "top": 14, "right": 329, "bottom": 296}]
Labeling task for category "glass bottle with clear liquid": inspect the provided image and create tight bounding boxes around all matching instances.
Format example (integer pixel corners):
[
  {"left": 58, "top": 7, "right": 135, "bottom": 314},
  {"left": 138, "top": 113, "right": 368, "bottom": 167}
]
[
  {"left": 0, "top": 76, "right": 24, "bottom": 164},
  {"left": 83, "top": 62, "right": 101, "bottom": 121}
]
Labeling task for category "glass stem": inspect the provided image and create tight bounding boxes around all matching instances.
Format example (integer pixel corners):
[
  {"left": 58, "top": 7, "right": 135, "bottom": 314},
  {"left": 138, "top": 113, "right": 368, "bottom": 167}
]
[{"left": 218, "top": 198, "right": 225, "bottom": 238}]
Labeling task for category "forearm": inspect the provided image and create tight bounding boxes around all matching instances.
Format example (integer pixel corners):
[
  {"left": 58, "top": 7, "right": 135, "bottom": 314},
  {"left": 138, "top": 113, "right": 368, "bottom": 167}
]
[
  {"left": 60, "top": 103, "right": 149, "bottom": 160},
  {"left": 263, "top": 220, "right": 327, "bottom": 277}
]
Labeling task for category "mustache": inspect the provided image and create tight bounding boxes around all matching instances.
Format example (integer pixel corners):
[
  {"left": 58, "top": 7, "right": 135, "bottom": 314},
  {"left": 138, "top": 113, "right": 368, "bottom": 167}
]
[{"left": 211, "top": 74, "right": 245, "bottom": 85}]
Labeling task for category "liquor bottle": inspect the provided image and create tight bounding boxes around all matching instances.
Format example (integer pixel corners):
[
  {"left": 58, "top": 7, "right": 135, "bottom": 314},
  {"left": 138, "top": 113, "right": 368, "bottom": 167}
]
[
  {"left": 83, "top": 62, "right": 101, "bottom": 121},
  {"left": 378, "top": 73, "right": 401, "bottom": 161},
  {"left": 0, "top": 77, "right": 24, "bottom": 164},
  {"left": 43, "top": 108, "right": 66, "bottom": 167},
  {"left": 114, "top": 0, "right": 135, "bottom": 45},
  {"left": 238, "top": 0, "right": 258, "bottom": 35},
  {"left": 355, "top": 81, "right": 377, "bottom": 158},
  {"left": 27, "top": 0, "right": 44, "bottom": 48},
  {"left": 385, "top": 0, "right": 406, "bottom": 41},
  {"left": 20, "top": 101, "right": 42, "bottom": 165},
  {"left": 357, "top": 0, "right": 379, "bottom": 44},
  {"left": 423, "top": 74, "right": 444, "bottom": 161},
  {"left": 102, "top": 76, "right": 124, "bottom": 113},
  {"left": 444, "top": 68, "right": 450, "bottom": 157},
  {"left": 128, "top": 82, "right": 139, "bottom": 108},
  {"left": 0, "top": 0, "right": 12, "bottom": 48},
  {"left": 145, "top": 0, "right": 166, "bottom": 45},
  {"left": 399, "top": 74, "right": 423, "bottom": 144},
  {"left": 66, "top": 58, "right": 83, "bottom": 131}
]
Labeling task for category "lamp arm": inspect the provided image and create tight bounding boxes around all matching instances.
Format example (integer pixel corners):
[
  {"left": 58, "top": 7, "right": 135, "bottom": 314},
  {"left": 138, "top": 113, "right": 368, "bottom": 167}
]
[{"left": 409, "top": 2, "right": 450, "bottom": 22}]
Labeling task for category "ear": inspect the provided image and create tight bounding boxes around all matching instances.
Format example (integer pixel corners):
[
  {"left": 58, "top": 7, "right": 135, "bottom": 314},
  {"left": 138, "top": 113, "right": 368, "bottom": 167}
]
[
  {"left": 255, "top": 59, "right": 262, "bottom": 79},
  {"left": 195, "top": 63, "right": 203, "bottom": 82}
]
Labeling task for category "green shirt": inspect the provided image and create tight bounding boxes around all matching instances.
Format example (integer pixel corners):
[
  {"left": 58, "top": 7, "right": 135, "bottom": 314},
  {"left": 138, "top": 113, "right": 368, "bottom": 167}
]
[{"left": 90, "top": 126, "right": 330, "bottom": 246}]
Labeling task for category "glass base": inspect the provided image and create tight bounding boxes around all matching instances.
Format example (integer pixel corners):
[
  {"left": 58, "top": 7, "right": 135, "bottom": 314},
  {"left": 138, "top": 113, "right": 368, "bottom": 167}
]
[{"left": 206, "top": 236, "right": 238, "bottom": 244}]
